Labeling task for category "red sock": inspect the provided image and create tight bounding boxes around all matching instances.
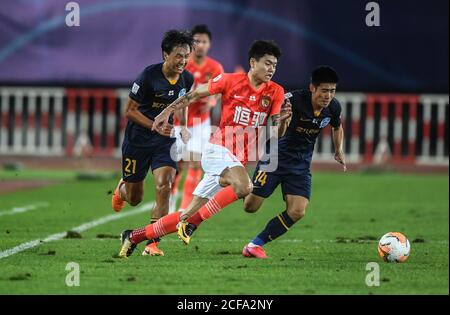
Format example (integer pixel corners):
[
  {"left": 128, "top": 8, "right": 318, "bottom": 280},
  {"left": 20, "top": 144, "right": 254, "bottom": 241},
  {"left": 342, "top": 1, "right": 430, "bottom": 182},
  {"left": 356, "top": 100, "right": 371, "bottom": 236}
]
[
  {"left": 180, "top": 168, "right": 203, "bottom": 210},
  {"left": 188, "top": 185, "right": 239, "bottom": 226},
  {"left": 171, "top": 171, "right": 182, "bottom": 196},
  {"left": 144, "top": 212, "right": 181, "bottom": 240}
]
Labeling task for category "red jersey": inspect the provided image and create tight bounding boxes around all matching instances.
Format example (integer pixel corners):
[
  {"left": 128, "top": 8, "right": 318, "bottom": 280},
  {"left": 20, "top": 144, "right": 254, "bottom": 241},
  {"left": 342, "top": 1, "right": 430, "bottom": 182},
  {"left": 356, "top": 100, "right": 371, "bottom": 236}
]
[
  {"left": 207, "top": 72, "right": 284, "bottom": 165},
  {"left": 175, "top": 56, "right": 223, "bottom": 127}
]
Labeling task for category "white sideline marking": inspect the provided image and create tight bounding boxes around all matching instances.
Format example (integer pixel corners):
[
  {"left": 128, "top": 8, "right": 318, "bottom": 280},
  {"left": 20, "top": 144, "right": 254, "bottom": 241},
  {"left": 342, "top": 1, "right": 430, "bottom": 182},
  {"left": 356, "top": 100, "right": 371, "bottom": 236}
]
[
  {"left": 0, "top": 202, "right": 154, "bottom": 260},
  {"left": 0, "top": 202, "right": 49, "bottom": 217}
]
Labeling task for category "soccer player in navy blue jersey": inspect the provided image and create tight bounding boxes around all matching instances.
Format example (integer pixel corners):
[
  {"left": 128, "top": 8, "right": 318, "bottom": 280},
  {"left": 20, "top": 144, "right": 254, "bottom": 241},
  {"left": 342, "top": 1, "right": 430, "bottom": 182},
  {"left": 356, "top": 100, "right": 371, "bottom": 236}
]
[
  {"left": 242, "top": 66, "right": 347, "bottom": 258},
  {"left": 111, "top": 30, "right": 194, "bottom": 256}
]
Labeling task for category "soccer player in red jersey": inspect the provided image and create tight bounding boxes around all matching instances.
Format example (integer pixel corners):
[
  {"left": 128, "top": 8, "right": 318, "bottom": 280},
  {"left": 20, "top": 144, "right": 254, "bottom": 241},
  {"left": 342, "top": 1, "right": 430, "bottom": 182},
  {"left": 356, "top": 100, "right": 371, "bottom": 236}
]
[
  {"left": 118, "top": 40, "right": 292, "bottom": 257},
  {"left": 171, "top": 25, "right": 224, "bottom": 215}
]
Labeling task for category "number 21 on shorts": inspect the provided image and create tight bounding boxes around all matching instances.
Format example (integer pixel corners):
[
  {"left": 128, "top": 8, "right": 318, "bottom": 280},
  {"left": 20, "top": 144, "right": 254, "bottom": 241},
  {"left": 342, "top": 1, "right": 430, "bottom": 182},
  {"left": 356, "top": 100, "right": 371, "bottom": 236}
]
[{"left": 124, "top": 158, "right": 137, "bottom": 175}]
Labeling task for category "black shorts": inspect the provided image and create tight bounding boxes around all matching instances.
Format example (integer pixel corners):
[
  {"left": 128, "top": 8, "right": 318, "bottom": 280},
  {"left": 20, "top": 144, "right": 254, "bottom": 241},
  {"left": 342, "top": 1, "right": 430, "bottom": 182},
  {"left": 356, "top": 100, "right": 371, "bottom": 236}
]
[
  {"left": 251, "top": 161, "right": 312, "bottom": 200},
  {"left": 121, "top": 141, "right": 177, "bottom": 183}
]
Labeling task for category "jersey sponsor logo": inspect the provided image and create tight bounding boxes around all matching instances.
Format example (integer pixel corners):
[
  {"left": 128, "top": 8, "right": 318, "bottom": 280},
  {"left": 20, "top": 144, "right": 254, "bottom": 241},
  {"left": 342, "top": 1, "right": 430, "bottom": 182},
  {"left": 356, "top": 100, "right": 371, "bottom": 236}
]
[
  {"left": 155, "top": 92, "right": 164, "bottom": 97},
  {"left": 131, "top": 83, "right": 140, "bottom": 94},
  {"left": 299, "top": 117, "right": 311, "bottom": 122},
  {"left": 233, "top": 106, "right": 268, "bottom": 127},
  {"left": 152, "top": 102, "right": 167, "bottom": 109},
  {"left": 178, "top": 88, "right": 187, "bottom": 97},
  {"left": 319, "top": 117, "right": 331, "bottom": 128},
  {"left": 233, "top": 94, "right": 244, "bottom": 99},
  {"left": 212, "top": 73, "right": 222, "bottom": 82},
  {"left": 261, "top": 96, "right": 271, "bottom": 108}
]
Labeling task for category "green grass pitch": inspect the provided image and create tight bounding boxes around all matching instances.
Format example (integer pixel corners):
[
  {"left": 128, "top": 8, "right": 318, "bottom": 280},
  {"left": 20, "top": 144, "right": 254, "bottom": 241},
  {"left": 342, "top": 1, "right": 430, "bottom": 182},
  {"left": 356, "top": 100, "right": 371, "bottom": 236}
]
[{"left": 0, "top": 169, "right": 448, "bottom": 294}]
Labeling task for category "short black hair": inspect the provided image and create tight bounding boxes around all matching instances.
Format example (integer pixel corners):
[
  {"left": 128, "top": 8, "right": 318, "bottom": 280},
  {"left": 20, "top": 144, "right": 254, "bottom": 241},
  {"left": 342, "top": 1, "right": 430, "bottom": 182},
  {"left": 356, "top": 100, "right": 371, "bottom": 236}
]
[
  {"left": 161, "top": 29, "right": 194, "bottom": 55},
  {"left": 191, "top": 24, "right": 212, "bottom": 40},
  {"left": 311, "top": 66, "right": 339, "bottom": 86},
  {"left": 248, "top": 40, "right": 282, "bottom": 62}
]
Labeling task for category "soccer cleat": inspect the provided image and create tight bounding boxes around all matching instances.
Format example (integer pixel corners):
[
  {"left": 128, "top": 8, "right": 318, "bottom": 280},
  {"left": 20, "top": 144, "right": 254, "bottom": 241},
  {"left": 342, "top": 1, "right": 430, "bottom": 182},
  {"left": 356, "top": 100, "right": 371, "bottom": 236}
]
[
  {"left": 118, "top": 230, "right": 137, "bottom": 258},
  {"left": 112, "top": 179, "right": 125, "bottom": 212},
  {"left": 142, "top": 242, "right": 165, "bottom": 256},
  {"left": 242, "top": 244, "right": 268, "bottom": 259},
  {"left": 177, "top": 221, "right": 197, "bottom": 245}
]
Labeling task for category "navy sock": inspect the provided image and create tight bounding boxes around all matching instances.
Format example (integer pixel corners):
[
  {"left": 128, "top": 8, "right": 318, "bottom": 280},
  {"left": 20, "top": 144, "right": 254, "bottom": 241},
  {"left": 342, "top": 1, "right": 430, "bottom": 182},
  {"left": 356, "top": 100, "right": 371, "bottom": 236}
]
[{"left": 251, "top": 211, "right": 295, "bottom": 246}]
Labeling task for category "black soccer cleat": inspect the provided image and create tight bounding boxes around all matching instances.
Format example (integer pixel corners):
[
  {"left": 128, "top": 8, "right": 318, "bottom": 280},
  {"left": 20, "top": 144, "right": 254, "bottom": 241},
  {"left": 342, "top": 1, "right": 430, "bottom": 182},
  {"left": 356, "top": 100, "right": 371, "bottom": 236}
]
[{"left": 118, "top": 230, "right": 137, "bottom": 258}]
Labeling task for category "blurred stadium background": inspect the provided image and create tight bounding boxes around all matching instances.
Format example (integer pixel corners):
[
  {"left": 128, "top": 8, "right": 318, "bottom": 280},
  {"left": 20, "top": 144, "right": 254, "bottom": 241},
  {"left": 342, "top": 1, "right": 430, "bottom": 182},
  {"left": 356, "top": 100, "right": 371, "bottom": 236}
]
[
  {"left": 0, "top": 0, "right": 448, "bottom": 171},
  {"left": 0, "top": 0, "right": 448, "bottom": 295}
]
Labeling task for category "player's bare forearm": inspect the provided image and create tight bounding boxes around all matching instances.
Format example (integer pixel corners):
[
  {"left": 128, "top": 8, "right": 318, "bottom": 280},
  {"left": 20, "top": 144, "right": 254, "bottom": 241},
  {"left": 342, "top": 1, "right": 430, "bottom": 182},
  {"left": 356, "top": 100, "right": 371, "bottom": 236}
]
[
  {"left": 152, "top": 85, "right": 211, "bottom": 131},
  {"left": 332, "top": 125, "right": 344, "bottom": 153},
  {"left": 332, "top": 125, "right": 347, "bottom": 171},
  {"left": 125, "top": 98, "right": 154, "bottom": 129},
  {"left": 168, "top": 84, "right": 211, "bottom": 113}
]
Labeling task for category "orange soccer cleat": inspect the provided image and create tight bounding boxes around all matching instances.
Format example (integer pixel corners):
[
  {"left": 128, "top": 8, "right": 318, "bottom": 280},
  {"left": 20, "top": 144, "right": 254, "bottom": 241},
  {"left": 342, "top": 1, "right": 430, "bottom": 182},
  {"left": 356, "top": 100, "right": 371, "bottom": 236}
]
[
  {"left": 242, "top": 243, "right": 268, "bottom": 259},
  {"left": 142, "top": 242, "right": 165, "bottom": 256},
  {"left": 112, "top": 179, "right": 125, "bottom": 212}
]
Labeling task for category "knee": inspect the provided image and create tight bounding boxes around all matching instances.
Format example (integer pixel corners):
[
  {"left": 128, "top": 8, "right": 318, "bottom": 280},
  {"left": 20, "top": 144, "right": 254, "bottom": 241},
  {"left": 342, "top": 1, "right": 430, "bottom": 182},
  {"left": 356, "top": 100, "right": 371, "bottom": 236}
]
[
  {"left": 233, "top": 181, "right": 253, "bottom": 199},
  {"left": 128, "top": 191, "right": 143, "bottom": 206},
  {"left": 243, "top": 200, "right": 260, "bottom": 213},
  {"left": 156, "top": 182, "right": 171, "bottom": 196},
  {"left": 287, "top": 208, "right": 306, "bottom": 222}
]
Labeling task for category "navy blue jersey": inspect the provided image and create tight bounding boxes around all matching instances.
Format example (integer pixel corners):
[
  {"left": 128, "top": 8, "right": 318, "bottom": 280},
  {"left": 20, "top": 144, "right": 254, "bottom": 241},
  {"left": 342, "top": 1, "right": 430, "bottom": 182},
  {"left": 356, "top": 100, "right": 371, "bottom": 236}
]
[
  {"left": 124, "top": 63, "right": 194, "bottom": 147},
  {"left": 278, "top": 89, "right": 342, "bottom": 169}
]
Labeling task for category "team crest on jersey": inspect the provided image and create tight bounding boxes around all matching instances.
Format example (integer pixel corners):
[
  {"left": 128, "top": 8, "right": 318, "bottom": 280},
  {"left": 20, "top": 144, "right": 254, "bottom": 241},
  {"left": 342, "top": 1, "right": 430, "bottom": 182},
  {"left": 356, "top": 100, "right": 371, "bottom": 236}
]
[
  {"left": 212, "top": 73, "right": 222, "bottom": 82},
  {"left": 319, "top": 117, "right": 331, "bottom": 128},
  {"left": 178, "top": 88, "right": 186, "bottom": 97},
  {"left": 261, "top": 96, "right": 271, "bottom": 108}
]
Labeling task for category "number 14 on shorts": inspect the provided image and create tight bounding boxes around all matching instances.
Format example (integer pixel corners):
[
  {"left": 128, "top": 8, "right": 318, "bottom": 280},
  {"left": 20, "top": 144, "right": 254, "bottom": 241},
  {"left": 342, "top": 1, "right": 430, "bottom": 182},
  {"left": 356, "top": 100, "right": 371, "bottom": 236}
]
[{"left": 254, "top": 171, "right": 267, "bottom": 186}]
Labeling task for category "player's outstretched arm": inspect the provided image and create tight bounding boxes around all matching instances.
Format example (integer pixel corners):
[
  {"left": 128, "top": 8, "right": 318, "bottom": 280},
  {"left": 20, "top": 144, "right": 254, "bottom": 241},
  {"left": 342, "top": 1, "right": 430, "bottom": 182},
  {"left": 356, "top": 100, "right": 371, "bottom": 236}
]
[
  {"left": 332, "top": 124, "right": 347, "bottom": 171},
  {"left": 152, "top": 84, "right": 212, "bottom": 131}
]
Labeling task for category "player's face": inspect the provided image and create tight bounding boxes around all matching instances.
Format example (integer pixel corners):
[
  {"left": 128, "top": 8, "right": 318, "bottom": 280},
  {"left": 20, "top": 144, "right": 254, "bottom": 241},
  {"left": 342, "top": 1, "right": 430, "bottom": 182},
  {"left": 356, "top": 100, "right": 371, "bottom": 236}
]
[
  {"left": 310, "top": 83, "right": 337, "bottom": 108},
  {"left": 193, "top": 34, "right": 211, "bottom": 58},
  {"left": 164, "top": 44, "right": 192, "bottom": 74},
  {"left": 250, "top": 54, "right": 278, "bottom": 83}
]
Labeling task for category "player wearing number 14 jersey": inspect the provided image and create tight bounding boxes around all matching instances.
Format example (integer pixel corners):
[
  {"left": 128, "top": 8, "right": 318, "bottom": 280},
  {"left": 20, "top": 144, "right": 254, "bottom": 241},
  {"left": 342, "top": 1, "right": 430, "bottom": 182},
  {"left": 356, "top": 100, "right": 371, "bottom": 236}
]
[
  {"left": 242, "top": 66, "right": 347, "bottom": 258},
  {"left": 118, "top": 40, "right": 293, "bottom": 257}
]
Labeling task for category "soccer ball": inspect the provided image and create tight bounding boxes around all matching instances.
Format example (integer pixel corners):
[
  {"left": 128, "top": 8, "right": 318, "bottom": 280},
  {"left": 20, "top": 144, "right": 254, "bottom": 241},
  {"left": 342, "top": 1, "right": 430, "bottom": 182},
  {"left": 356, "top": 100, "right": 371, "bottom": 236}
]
[{"left": 377, "top": 232, "right": 410, "bottom": 263}]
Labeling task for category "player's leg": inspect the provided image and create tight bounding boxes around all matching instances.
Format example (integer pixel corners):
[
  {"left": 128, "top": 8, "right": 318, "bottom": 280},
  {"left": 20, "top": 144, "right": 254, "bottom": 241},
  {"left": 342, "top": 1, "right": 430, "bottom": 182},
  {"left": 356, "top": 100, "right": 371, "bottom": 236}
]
[
  {"left": 151, "top": 166, "right": 177, "bottom": 219},
  {"left": 141, "top": 141, "right": 178, "bottom": 256},
  {"left": 178, "top": 159, "right": 203, "bottom": 212},
  {"left": 243, "top": 193, "right": 266, "bottom": 213},
  {"left": 118, "top": 144, "right": 247, "bottom": 256},
  {"left": 243, "top": 170, "right": 311, "bottom": 259},
  {"left": 178, "top": 118, "right": 210, "bottom": 212},
  {"left": 169, "top": 161, "right": 183, "bottom": 213},
  {"left": 112, "top": 143, "right": 151, "bottom": 211},
  {"left": 169, "top": 127, "right": 185, "bottom": 213},
  {"left": 243, "top": 164, "right": 281, "bottom": 213},
  {"left": 176, "top": 164, "right": 253, "bottom": 244}
]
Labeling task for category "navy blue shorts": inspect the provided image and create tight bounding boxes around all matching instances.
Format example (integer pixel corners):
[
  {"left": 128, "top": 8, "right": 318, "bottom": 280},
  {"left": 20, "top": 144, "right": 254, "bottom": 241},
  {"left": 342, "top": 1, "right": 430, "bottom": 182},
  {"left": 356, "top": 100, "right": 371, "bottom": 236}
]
[
  {"left": 251, "top": 162, "right": 312, "bottom": 200},
  {"left": 121, "top": 141, "right": 177, "bottom": 183}
]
